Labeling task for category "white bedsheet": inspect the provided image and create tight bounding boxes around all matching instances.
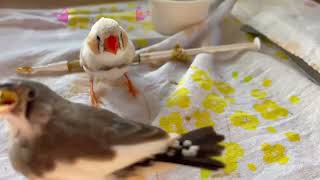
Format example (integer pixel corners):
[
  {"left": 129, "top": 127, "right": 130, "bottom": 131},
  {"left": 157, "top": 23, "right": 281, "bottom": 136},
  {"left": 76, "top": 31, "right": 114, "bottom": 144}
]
[{"left": 1, "top": 1, "right": 320, "bottom": 180}]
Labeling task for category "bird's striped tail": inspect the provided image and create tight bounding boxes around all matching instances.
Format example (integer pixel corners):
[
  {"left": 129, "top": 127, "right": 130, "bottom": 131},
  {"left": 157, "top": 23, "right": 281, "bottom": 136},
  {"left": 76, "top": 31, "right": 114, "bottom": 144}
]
[{"left": 154, "top": 127, "right": 225, "bottom": 170}]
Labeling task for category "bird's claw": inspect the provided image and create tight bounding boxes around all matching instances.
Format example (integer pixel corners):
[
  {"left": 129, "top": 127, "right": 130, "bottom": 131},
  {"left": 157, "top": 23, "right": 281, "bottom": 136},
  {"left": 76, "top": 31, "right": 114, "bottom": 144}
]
[
  {"left": 127, "top": 83, "right": 138, "bottom": 97},
  {"left": 124, "top": 73, "right": 138, "bottom": 97},
  {"left": 90, "top": 79, "right": 102, "bottom": 108},
  {"left": 90, "top": 92, "right": 102, "bottom": 108}
]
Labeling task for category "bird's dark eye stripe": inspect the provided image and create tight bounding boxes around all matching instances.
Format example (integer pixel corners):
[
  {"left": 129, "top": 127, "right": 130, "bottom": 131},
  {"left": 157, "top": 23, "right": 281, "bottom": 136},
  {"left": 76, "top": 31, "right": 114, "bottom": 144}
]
[{"left": 28, "top": 90, "right": 36, "bottom": 99}]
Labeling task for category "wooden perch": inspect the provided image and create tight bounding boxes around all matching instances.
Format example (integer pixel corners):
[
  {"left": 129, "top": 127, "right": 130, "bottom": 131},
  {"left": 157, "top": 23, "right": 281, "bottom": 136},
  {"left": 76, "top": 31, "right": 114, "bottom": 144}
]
[{"left": 16, "top": 37, "right": 261, "bottom": 75}]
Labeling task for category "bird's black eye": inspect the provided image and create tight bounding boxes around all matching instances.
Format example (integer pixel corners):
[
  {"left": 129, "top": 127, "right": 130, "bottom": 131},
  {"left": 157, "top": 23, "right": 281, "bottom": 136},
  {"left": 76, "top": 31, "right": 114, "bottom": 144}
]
[
  {"left": 97, "top": 36, "right": 100, "bottom": 42},
  {"left": 119, "top": 32, "right": 124, "bottom": 49},
  {"left": 27, "top": 89, "right": 36, "bottom": 100}
]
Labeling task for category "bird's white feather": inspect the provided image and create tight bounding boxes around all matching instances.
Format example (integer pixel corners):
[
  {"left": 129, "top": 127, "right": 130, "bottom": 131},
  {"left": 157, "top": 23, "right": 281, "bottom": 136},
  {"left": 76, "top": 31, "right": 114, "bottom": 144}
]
[
  {"left": 35, "top": 137, "right": 172, "bottom": 180},
  {"left": 81, "top": 41, "right": 134, "bottom": 69},
  {"left": 79, "top": 18, "right": 136, "bottom": 76}
]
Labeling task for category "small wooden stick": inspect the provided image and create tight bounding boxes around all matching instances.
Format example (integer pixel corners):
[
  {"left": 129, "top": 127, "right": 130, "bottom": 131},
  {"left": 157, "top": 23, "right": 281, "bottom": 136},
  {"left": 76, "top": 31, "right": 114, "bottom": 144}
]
[
  {"left": 15, "top": 38, "right": 261, "bottom": 75},
  {"left": 137, "top": 37, "right": 261, "bottom": 63},
  {"left": 16, "top": 60, "right": 83, "bottom": 75}
]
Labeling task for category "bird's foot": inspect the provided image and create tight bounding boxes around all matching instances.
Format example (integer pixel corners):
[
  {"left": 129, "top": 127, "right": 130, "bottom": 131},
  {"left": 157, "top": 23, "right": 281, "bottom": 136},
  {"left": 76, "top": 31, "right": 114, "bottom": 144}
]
[
  {"left": 124, "top": 73, "right": 138, "bottom": 97},
  {"left": 90, "top": 79, "right": 102, "bottom": 108},
  {"left": 90, "top": 91, "right": 102, "bottom": 108}
]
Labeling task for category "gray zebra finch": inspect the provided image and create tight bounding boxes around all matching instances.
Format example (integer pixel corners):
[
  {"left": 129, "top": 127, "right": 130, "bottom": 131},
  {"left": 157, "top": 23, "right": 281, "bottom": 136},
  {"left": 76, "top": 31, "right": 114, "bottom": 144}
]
[{"left": 0, "top": 79, "right": 225, "bottom": 180}]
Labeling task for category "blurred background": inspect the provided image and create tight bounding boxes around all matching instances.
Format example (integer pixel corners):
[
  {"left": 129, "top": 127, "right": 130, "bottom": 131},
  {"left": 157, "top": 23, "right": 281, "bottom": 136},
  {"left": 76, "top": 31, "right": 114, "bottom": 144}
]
[{"left": 1, "top": 0, "right": 133, "bottom": 9}]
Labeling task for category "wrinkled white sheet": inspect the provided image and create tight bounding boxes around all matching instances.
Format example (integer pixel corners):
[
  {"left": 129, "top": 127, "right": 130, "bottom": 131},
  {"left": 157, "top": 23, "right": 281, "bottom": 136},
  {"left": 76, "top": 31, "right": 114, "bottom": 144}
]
[
  {"left": 232, "top": 0, "right": 320, "bottom": 74},
  {"left": 1, "top": 1, "right": 320, "bottom": 180}
]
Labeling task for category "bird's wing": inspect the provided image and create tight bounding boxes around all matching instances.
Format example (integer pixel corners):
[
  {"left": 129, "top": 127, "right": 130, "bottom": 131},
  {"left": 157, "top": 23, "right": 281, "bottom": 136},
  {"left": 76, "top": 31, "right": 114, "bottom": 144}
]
[
  {"left": 84, "top": 105, "right": 169, "bottom": 145},
  {"left": 27, "top": 102, "right": 170, "bottom": 177},
  {"left": 49, "top": 102, "right": 169, "bottom": 147}
]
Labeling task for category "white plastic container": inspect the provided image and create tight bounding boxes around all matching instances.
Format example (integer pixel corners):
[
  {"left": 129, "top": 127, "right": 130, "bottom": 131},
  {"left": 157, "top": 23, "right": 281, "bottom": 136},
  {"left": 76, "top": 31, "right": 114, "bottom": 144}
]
[{"left": 150, "top": 0, "right": 212, "bottom": 35}]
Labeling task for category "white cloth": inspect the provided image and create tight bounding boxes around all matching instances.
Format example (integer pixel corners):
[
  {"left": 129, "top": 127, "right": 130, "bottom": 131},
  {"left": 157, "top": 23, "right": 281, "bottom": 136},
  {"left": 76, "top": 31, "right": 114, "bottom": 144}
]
[
  {"left": 232, "top": 0, "right": 320, "bottom": 75},
  {"left": 0, "top": 1, "right": 320, "bottom": 180}
]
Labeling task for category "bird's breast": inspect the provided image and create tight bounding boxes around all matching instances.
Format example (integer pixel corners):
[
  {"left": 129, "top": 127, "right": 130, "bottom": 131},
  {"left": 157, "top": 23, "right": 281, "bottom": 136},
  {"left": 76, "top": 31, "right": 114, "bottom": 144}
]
[
  {"left": 81, "top": 45, "right": 132, "bottom": 72},
  {"left": 31, "top": 138, "right": 170, "bottom": 180}
]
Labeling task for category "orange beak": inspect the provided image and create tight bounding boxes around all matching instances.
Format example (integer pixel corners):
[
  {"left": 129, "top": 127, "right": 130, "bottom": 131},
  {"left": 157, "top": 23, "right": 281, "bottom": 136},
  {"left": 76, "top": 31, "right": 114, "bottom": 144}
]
[
  {"left": 0, "top": 90, "right": 18, "bottom": 114},
  {"left": 104, "top": 35, "right": 119, "bottom": 55}
]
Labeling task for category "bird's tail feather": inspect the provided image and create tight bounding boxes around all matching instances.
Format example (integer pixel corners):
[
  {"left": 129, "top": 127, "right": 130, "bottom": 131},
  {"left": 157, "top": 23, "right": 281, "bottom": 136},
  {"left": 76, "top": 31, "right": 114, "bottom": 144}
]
[{"left": 154, "top": 127, "right": 225, "bottom": 170}]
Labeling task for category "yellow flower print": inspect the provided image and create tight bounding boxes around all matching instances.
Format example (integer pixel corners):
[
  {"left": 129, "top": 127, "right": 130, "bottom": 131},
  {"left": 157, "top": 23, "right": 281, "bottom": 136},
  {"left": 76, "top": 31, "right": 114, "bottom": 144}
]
[
  {"left": 98, "top": 8, "right": 107, "bottom": 13},
  {"left": 262, "top": 79, "right": 272, "bottom": 87},
  {"left": 96, "top": 14, "right": 134, "bottom": 22},
  {"left": 225, "top": 96, "right": 236, "bottom": 104},
  {"left": 232, "top": 71, "right": 239, "bottom": 79},
  {"left": 107, "top": 11, "right": 136, "bottom": 22},
  {"left": 215, "top": 81, "right": 235, "bottom": 95},
  {"left": 229, "top": 111, "right": 260, "bottom": 130},
  {"left": 243, "top": 76, "right": 253, "bottom": 83},
  {"left": 253, "top": 100, "right": 288, "bottom": 120},
  {"left": 232, "top": 18, "right": 242, "bottom": 25},
  {"left": 159, "top": 112, "right": 187, "bottom": 134},
  {"left": 192, "top": 110, "right": 215, "bottom": 128},
  {"left": 261, "top": 143, "right": 289, "bottom": 165},
  {"left": 251, "top": 89, "right": 267, "bottom": 100},
  {"left": 284, "top": 132, "right": 300, "bottom": 142},
  {"left": 176, "top": 76, "right": 188, "bottom": 88},
  {"left": 289, "top": 96, "right": 300, "bottom": 104},
  {"left": 68, "top": 16, "right": 90, "bottom": 29},
  {"left": 142, "top": 22, "right": 154, "bottom": 30},
  {"left": 275, "top": 51, "right": 289, "bottom": 61},
  {"left": 191, "top": 66, "right": 214, "bottom": 90},
  {"left": 127, "top": 25, "right": 135, "bottom": 32},
  {"left": 110, "top": 5, "right": 119, "bottom": 12},
  {"left": 200, "top": 169, "right": 212, "bottom": 180},
  {"left": 212, "top": 142, "right": 245, "bottom": 174},
  {"left": 68, "top": 8, "right": 91, "bottom": 15},
  {"left": 135, "top": 38, "right": 149, "bottom": 48},
  {"left": 266, "top": 126, "right": 277, "bottom": 134},
  {"left": 127, "top": 2, "right": 136, "bottom": 8},
  {"left": 203, "top": 93, "right": 227, "bottom": 114},
  {"left": 166, "top": 88, "right": 191, "bottom": 108},
  {"left": 247, "top": 163, "right": 257, "bottom": 172},
  {"left": 121, "top": 12, "right": 137, "bottom": 23},
  {"left": 185, "top": 115, "right": 191, "bottom": 122}
]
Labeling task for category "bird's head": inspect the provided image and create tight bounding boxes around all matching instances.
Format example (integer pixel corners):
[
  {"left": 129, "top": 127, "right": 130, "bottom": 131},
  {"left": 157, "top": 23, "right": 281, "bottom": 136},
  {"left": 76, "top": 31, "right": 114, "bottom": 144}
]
[
  {"left": 86, "top": 18, "right": 129, "bottom": 56},
  {"left": 0, "top": 79, "right": 62, "bottom": 139}
]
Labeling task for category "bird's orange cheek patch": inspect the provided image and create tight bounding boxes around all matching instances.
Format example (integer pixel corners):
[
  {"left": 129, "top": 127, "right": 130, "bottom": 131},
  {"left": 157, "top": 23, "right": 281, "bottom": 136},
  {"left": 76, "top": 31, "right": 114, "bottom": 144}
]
[{"left": 87, "top": 34, "right": 99, "bottom": 55}]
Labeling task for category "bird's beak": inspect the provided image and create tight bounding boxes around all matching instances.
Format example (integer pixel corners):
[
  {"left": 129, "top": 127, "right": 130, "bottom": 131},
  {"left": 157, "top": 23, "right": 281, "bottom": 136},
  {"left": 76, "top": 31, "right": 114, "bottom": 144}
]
[
  {"left": 104, "top": 35, "right": 119, "bottom": 55},
  {"left": 0, "top": 89, "right": 18, "bottom": 114}
]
